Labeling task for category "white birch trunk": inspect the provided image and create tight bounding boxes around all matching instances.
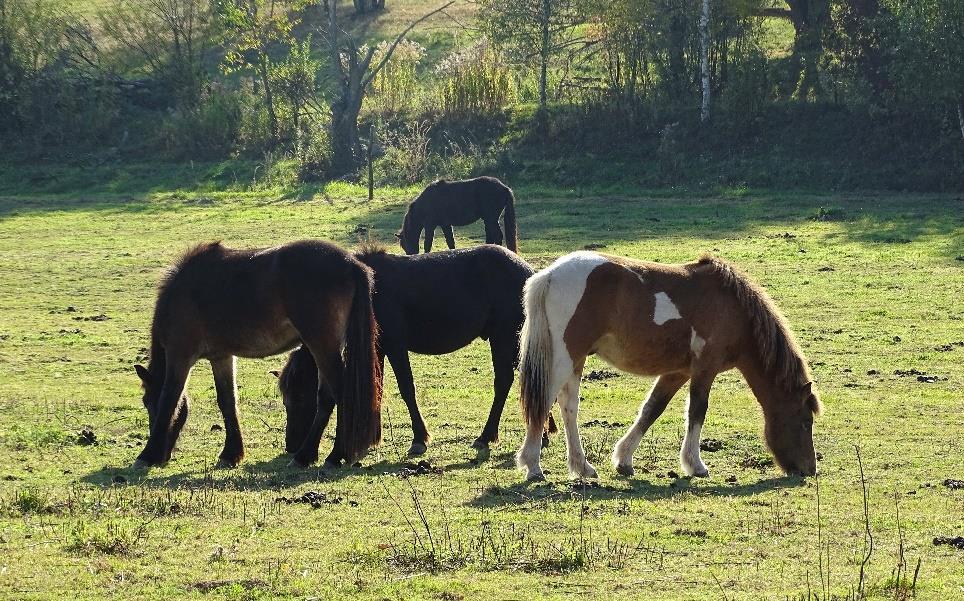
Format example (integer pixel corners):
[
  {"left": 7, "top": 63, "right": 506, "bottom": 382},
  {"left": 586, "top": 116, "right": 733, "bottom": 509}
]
[
  {"left": 700, "top": 0, "right": 711, "bottom": 123},
  {"left": 958, "top": 98, "right": 964, "bottom": 141}
]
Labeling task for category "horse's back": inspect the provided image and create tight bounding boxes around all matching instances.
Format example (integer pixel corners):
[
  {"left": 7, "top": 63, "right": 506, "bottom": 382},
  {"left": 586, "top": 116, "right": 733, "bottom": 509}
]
[
  {"left": 535, "top": 252, "right": 731, "bottom": 376},
  {"left": 416, "top": 177, "right": 512, "bottom": 225}
]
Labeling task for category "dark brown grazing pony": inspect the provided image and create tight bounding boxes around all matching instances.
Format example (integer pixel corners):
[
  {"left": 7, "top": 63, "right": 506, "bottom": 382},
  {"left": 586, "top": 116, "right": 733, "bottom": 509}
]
[
  {"left": 132, "top": 240, "right": 381, "bottom": 470},
  {"left": 396, "top": 176, "right": 517, "bottom": 255},
  {"left": 515, "top": 251, "right": 821, "bottom": 481},
  {"left": 279, "top": 244, "right": 556, "bottom": 457}
]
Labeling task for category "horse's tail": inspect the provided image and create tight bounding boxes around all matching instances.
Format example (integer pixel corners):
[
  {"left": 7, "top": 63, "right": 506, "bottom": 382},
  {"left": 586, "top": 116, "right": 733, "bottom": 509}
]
[
  {"left": 517, "top": 268, "right": 553, "bottom": 435},
  {"left": 502, "top": 186, "right": 518, "bottom": 253},
  {"left": 336, "top": 262, "right": 383, "bottom": 464}
]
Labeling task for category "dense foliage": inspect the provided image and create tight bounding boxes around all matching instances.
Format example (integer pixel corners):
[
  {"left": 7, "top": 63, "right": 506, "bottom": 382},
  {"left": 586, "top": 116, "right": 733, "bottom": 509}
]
[{"left": 0, "top": 0, "right": 960, "bottom": 189}]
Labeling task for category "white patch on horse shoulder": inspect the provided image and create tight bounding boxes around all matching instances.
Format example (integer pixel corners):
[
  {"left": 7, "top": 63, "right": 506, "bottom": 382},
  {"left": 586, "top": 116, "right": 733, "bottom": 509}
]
[
  {"left": 542, "top": 251, "right": 608, "bottom": 380},
  {"left": 653, "top": 291, "right": 682, "bottom": 325},
  {"left": 690, "top": 328, "right": 706, "bottom": 357}
]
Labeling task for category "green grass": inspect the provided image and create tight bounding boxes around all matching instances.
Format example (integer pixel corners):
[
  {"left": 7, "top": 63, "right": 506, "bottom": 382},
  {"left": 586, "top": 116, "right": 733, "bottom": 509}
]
[{"left": 0, "top": 184, "right": 963, "bottom": 599}]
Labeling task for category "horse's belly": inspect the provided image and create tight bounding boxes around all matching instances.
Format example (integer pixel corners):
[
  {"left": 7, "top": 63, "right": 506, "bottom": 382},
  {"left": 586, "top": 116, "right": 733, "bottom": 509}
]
[
  {"left": 594, "top": 332, "right": 691, "bottom": 377},
  {"left": 230, "top": 321, "right": 301, "bottom": 359}
]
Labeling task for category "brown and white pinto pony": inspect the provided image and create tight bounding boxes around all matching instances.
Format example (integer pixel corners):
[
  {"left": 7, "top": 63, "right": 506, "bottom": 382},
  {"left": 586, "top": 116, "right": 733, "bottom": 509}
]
[{"left": 516, "top": 251, "right": 821, "bottom": 481}]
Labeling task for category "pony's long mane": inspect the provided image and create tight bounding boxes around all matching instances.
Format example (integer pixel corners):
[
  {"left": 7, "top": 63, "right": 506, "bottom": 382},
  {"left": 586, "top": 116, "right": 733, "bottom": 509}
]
[
  {"left": 354, "top": 241, "right": 388, "bottom": 261},
  {"left": 151, "top": 241, "right": 227, "bottom": 343},
  {"left": 696, "top": 255, "right": 818, "bottom": 413},
  {"left": 157, "top": 241, "right": 226, "bottom": 298}
]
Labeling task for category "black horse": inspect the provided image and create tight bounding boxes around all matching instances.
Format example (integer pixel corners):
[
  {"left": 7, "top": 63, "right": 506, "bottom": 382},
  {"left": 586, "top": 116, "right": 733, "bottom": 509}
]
[
  {"left": 132, "top": 240, "right": 381, "bottom": 470},
  {"left": 280, "top": 244, "right": 556, "bottom": 457},
  {"left": 396, "top": 176, "right": 518, "bottom": 255}
]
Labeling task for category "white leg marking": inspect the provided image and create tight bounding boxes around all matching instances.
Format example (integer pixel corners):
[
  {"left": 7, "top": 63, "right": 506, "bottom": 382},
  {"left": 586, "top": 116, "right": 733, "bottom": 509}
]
[
  {"left": 517, "top": 419, "right": 548, "bottom": 480},
  {"left": 653, "top": 291, "right": 683, "bottom": 325},
  {"left": 611, "top": 380, "right": 660, "bottom": 473},
  {"left": 680, "top": 397, "right": 709, "bottom": 477},
  {"left": 557, "top": 372, "right": 597, "bottom": 479},
  {"left": 690, "top": 328, "right": 706, "bottom": 358}
]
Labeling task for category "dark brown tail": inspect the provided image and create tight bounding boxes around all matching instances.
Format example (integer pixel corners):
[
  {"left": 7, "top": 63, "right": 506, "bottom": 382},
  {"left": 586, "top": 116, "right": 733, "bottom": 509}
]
[
  {"left": 335, "top": 263, "right": 382, "bottom": 463},
  {"left": 502, "top": 187, "right": 518, "bottom": 253}
]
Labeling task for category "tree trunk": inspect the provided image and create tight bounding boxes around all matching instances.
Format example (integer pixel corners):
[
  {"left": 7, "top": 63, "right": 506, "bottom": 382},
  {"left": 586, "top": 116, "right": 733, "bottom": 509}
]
[
  {"left": 538, "top": 0, "right": 550, "bottom": 113},
  {"left": 958, "top": 98, "right": 964, "bottom": 141},
  {"left": 786, "top": 0, "right": 829, "bottom": 101},
  {"left": 700, "top": 0, "right": 711, "bottom": 123},
  {"left": 258, "top": 53, "right": 278, "bottom": 144}
]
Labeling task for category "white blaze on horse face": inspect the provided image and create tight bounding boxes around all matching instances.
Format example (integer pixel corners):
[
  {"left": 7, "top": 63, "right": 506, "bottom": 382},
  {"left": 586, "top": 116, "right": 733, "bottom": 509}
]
[
  {"left": 653, "top": 291, "right": 682, "bottom": 325},
  {"left": 690, "top": 328, "right": 706, "bottom": 358}
]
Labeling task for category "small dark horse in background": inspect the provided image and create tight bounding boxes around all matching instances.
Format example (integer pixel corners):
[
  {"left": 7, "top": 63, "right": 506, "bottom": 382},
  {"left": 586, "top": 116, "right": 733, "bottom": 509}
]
[
  {"left": 280, "top": 244, "right": 556, "bottom": 457},
  {"left": 132, "top": 240, "right": 381, "bottom": 470},
  {"left": 396, "top": 176, "right": 517, "bottom": 255}
]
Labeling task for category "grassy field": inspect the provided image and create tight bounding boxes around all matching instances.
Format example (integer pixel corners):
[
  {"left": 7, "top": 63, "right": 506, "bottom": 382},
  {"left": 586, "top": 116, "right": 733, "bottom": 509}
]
[{"left": 0, "top": 184, "right": 962, "bottom": 600}]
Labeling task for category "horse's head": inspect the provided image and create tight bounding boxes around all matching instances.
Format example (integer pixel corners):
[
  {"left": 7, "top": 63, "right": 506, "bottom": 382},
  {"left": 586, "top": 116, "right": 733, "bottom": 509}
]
[
  {"left": 764, "top": 382, "right": 820, "bottom": 476},
  {"left": 396, "top": 202, "right": 421, "bottom": 255},
  {"left": 134, "top": 363, "right": 189, "bottom": 449},
  {"left": 277, "top": 347, "right": 318, "bottom": 454}
]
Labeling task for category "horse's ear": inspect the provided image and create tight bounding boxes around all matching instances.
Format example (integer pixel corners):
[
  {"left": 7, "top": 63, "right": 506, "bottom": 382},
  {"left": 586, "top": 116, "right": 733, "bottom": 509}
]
[
  {"left": 134, "top": 364, "right": 150, "bottom": 384},
  {"left": 269, "top": 370, "right": 281, "bottom": 379},
  {"left": 394, "top": 232, "right": 401, "bottom": 239},
  {"left": 802, "top": 382, "right": 822, "bottom": 416}
]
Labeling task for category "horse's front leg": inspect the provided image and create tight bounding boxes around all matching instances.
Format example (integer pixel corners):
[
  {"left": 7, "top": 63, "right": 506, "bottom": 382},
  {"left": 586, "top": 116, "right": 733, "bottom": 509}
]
[
  {"left": 134, "top": 355, "right": 193, "bottom": 468},
  {"left": 474, "top": 334, "right": 515, "bottom": 449},
  {"left": 611, "top": 373, "right": 688, "bottom": 476},
  {"left": 441, "top": 225, "right": 456, "bottom": 250},
  {"left": 680, "top": 371, "right": 714, "bottom": 477},
  {"left": 423, "top": 224, "right": 436, "bottom": 253},
  {"left": 387, "top": 347, "right": 430, "bottom": 456},
  {"left": 211, "top": 356, "right": 244, "bottom": 468}
]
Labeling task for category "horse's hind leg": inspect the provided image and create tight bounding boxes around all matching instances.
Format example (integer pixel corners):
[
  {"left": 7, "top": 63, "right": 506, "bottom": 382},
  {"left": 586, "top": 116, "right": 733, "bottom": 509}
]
[
  {"left": 211, "top": 356, "right": 244, "bottom": 468},
  {"left": 557, "top": 362, "right": 597, "bottom": 479},
  {"left": 135, "top": 353, "right": 193, "bottom": 468},
  {"left": 386, "top": 347, "right": 430, "bottom": 456},
  {"left": 441, "top": 225, "right": 456, "bottom": 250},
  {"left": 483, "top": 217, "right": 504, "bottom": 246},
  {"left": 611, "top": 373, "right": 688, "bottom": 476},
  {"left": 290, "top": 348, "right": 342, "bottom": 467},
  {"left": 680, "top": 371, "right": 714, "bottom": 477},
  {"left": 474, "top": 333, "right": 516, "bottom": 449}
]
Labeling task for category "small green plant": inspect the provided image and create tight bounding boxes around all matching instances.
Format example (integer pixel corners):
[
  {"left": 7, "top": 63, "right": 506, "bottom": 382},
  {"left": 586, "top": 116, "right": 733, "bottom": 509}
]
[
  {"left": 64, "top": 518, "right": 151, "bottom": 557},
  {"left": 9, "top": 486, "right": 55, "bottom": 515}
]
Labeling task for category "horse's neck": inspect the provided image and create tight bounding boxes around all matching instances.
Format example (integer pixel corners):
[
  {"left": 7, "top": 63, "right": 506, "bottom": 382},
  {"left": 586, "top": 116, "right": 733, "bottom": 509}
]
[{"left": 737, "top": 353, "right": 779, "bottom": 409}]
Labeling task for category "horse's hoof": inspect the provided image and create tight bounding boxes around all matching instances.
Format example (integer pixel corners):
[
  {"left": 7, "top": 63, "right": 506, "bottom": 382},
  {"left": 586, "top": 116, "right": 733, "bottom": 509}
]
[
  {"left": 407, "top": 442, "right": 428, "bottom": 456},
  {"left": 573, "top": 463, "right": 598, "bottom": 479},
  {"left": 322, "top": 459, "right": 341, "bottom": 470},
  {"left": 615, "top": 463, "right": 634, "bottom": 477},
  {"left": 216, "top": 457, "right": 242, "bottom": 469},
  {"left": 471, "top": 438, "right": 490, "bottom": 450},
  {"left": 691, "top": 468, "right": 710, "bottom": 478},
  {"left": 290, "top": 454, "right": 316, "bottom": 468},
  {"left": 131, "top": 459, "right": 151, "bottom": 470},
  {"left": 541, "top": 436, "right": 551, "bottom": 449},
  {"left": 525, "top": 472, "right": 546, "bottom": 482}
]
